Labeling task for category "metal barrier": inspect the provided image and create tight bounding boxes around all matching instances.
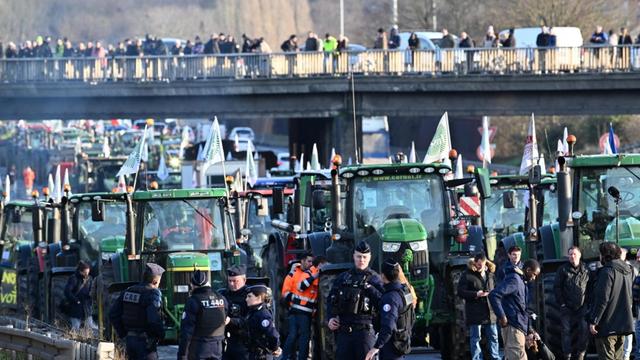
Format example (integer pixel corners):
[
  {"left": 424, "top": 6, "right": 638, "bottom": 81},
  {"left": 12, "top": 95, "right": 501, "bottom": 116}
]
[{"left": 1, "top": 45, "right": 640, "bottom": 82}]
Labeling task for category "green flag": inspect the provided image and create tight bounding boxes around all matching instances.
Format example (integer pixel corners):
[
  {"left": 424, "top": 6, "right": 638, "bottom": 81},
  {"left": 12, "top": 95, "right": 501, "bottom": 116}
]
[{"left": 423, "top": 112, "right": 451, "bottom": 164}]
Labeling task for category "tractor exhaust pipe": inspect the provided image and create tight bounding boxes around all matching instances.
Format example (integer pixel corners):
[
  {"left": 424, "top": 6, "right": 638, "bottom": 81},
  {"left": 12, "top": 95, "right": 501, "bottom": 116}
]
[
  {"left": 556, "top": 156, "right": 573, "bottom": 254},
  {"left": 125, "top": 192, "right": 136, "bottom": 257},
  {"left": 330, "top": 155, "right": 343, "bottom": 234}
]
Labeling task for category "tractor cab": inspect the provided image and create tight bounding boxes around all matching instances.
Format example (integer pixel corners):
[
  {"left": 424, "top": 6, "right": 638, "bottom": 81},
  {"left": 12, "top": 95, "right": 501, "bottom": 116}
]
[{"left": 74, "top": 155, "right": 128, "bottom": 193}]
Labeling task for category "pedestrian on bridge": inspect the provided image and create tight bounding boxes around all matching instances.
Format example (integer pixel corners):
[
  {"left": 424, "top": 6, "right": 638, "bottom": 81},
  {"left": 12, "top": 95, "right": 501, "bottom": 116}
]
[{"left": 109, "top": 263, "right": 165, "bottom": 360}]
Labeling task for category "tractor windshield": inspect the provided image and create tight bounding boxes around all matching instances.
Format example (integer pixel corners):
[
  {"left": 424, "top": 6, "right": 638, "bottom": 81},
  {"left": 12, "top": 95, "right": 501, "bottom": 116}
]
[
  {"left": 76, "top": 201, "right": 127, "bottom": 255},
  {"left": 1, "top": 210, "right": 34, "bottom": 244},
  {"left": 541, "top": 186, "right": 559, "bottom": 225},
  {"left": 141, "top": 198, "right": 225, "bottom": 252},
  {"left": 351, "top": 174, "right": 446, "bottom": 251},
  {"left": 576, "top": 166, "right": 640, "bottom": 258},
  {"left": 484, "top": 188, "right": 527, "bottom": 235}
]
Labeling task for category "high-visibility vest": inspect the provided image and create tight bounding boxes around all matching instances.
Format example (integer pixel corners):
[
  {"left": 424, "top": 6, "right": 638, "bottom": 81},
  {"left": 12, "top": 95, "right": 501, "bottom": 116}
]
[{"left": 287, "top": 266, "right": 319, "bottom": 314}]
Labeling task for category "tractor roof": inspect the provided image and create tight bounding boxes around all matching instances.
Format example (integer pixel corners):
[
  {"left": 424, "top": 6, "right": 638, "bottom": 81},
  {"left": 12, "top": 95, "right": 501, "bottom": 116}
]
[
  {"left": 569, "top": 154, "right": 640, "bottom": 168},
  {"left": 340, "top": 162, "right": 452, "bottom": 178},
  {"left": 132, "top": 188, "right": 227, "bottom": 200}
]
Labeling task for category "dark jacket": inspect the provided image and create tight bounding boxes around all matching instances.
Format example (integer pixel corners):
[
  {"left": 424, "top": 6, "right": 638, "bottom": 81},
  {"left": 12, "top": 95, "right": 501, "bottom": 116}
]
[
  {"left": 536, "top": 33, "right": 550, "bottom": 47},
  {"left": 457, "top": 259, "right": 497, "bottom": 325},
  {"left": 489, "top": 266, "right": 529, "bottom": 334},
  {"left": 440, "top": 34, "right": 456, "bottom": 49},
  {"left": 326, "top": 267, "right": 384, "bottom": 326},
  {"left": 408, "top": 36, "right": 420, "bottom": 50},
  {"left": 459, "top": 37, "right": 474, "bottom": 48},
  {"left": 501, "top": 35, "right": 516, "bottom": 48},
  {"left": 553, "top": 262, "right": 589, "bottom": 310},
  {"left": 587, "top": 259, "right": 634, "bottom": 337},
  {"left": 64, "top": 271, "right": 92, "bottom": 319},
  {"left": 374, "top": 281, "right": 405, "bottom": 350},
  {"left": 304, "top": 37, "right": 319, "bottom": 52},
  {"left": 246, "top": 304, "right": 280, "bottom": 359}
]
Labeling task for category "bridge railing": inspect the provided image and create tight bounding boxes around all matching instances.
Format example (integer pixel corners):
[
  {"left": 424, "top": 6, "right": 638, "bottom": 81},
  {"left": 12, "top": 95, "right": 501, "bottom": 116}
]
[{"left": 1, "top": 45, "right": 640, "bottom": 82}]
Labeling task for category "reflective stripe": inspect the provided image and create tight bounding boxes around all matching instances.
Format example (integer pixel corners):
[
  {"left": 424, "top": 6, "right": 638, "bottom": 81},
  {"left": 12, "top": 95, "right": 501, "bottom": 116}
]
[
  {"left": 292, "top": 294, "right": 316, "bottom": 303},
  {"left": 291, "top": 304, "right": 314, "bottom": 313}
]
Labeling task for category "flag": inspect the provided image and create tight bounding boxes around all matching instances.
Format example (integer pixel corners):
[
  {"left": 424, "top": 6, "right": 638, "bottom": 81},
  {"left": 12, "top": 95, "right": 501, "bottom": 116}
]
[
  {"left": 481, "top": 116, "right": 491, "bottom": 167},
  {"left": 179, "top": 126, "right": 191, "bottom": 159},
  {"left": 54, "top": 165, "right": 62, "bottom": 203},
  {"left": 603, "top": 139, "right": 613, "bottom": 155},
  {"left": 555, "top": 140, "right": 564, "bottom": 172},
  {"left": 409, "top": 142, "right": 417, "bottom": 163},
  {"left": 329, "top": 148, "right": 336, "bottom": 168},
  {"left": 102, "top": 136, "right": 111, "bottom": 158},
  {"left": 245, "top": 140, "right": 258, "bottom": 188},
  {"left": 47, "top": 174, "right": 55, "bottom": 200},
  {"left": 234, "top": 133, "right": 240, "bottom": 152},
  {"left": 4, "top": 175, "right": 10, "bottom": 203},
  {"left": 539, "top": 154, "right": 547, "bottom": 175},
  {"left": 117, "top": 175, "right": 127, "bottom": 193},
  {"left": 63, "top": 168, "right": 71, "bottom": 196},
  {"left": 157, "top": 153, "right": 169, "bottom": 181},
  {"left": 141, "top": 141, "right": 149, "bottom": 162},
  {"left": 519, "top": 114, "right": 540, "bottom": 176},
  {"left": 424, "top": 112, "right": 452, "bottom": 164},
  {"left": 306, "top": 162, "right": 311, "bottom": 171},
  {"left": 609, "top": 123, "right": 617, "bottom": 154},
  {"left": 233, "top": 169, "right": 243, "bottom": 192},
  {"left": 562, "top": 127, "right": 569, "bottom": 154},
  {"left": 297, "top": 153, "right": 305, "bottom": 172},
  {"left": 202, "top": 118, "right": 225, "bottom": 164},
  {"left": 455, "top": 154, "right": 464, "bottom": 179},
  {"left": 116, "top": 125, "right": 148, "bottom": 178},
  {"left": 310, "top": 144, "right": 321, "bottom": 170}
]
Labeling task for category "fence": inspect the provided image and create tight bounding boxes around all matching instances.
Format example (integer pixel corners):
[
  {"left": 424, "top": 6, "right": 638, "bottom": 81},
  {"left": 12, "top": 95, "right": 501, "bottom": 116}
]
[{"left": 1, "top": 45, "right": 640, "bottom": 83}]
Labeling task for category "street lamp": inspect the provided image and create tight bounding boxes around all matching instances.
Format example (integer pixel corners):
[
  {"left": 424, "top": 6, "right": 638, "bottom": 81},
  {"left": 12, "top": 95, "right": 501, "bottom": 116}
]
[{"left": 340, "top": 0, "right": 344, "bottom": 38}]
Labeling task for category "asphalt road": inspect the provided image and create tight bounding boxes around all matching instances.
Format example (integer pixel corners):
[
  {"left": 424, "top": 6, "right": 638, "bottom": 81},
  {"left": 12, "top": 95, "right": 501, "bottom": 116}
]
[{"left": 157, "top": 346, "right": 442, "bottom": 359}]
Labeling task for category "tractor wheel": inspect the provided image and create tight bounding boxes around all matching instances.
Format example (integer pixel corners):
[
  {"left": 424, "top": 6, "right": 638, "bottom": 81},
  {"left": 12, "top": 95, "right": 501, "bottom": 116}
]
[
  {"left": 450, "top": 268, "right": 470, "bottom": 360},
  {"left": 50, "top": 274, "right": 71, "bottom": 329},
  {"left": 542, "top": 272, "right": 563, "bottom": 356},
  {"left": 317, "top": 272, "right": 338, "bottom": 360}
]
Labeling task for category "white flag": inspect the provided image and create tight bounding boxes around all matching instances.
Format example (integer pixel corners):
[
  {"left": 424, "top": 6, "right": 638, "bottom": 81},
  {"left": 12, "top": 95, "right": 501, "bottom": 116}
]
[
  {"left": 47, "top": 174, "right": 55, "bottom": 200},
  {"left": 562, "top": 127, "right": 569, "bottom": 155},
  {"left": 245, "top": 140, "right": 258, "bottom": 188},
  {"left": 141, "top": 141, "right": 149, "bottom": 162},
  {"left": 202, "top": 118, "right": 225, "bottom": 165},
  {"left": 233, "top": 169, "right": 243, "bottom": 192},
  {"left": 117, "top": 175, "right": 127, "bottom": 193},
  {"left": 519, "top": 114, "right": 540, "bottom": 175},
  {"left": 329, "top": 148, "right": 336, "bottom": 168},
  {"left": 409, "top": 142, "right": 417, "bottom": 163},
  {"left": 116, "top": 125, "right": 148, "bottom": 178},
  {"left": 539, "top": 154, "right": 547, "bottom": 175},
  {"left": 157, "top": 153, "right": 170, "bottom": 181},
  {"left": 424, "top": 112, "right": 452, "bottom": 164},
  {"left": 179, "top": 126, "right": 191, "bottom": 159},
  {"left": 63, "top": 168, "right": 71, "bottom": 196},
  {"left": 54, "top": 165, "right": 62, "bottom": 203},
  {"left": 102, "top": 136, "right": 111, "bottom": 158},
  {"left": 603, "top": 139, "right": 613, "bottom": 155},
  {"left": 455, "top": 154, "right": 464, "bottom": 179},
  {"left": 297, "top": 153, "right": 305, "bottom": 172},
  {"left": 310, "top": 144, "right": 321, "bottom": 170},
  {"left": 481, "top": 116, "right": 491, "bottom": 167},
  {"left": 4, "top": 175, "right": 10, "bottom": 203}
]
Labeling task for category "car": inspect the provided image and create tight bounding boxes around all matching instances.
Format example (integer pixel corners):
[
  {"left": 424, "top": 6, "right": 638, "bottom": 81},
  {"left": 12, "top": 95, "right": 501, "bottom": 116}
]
[
  {"left": 271, "top": 152, "right": 291, "bottom": 171},
  {"left": 228, "top": 127, "right": 256, "bottom": 152}
]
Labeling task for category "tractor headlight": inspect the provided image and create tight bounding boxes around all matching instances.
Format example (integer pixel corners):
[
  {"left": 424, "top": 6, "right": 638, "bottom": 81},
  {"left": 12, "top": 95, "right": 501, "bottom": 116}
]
[
  {"left": 382, "top": 242, "right": 401, "bottom": 252},
  {"left": 409, "top": 240, "right": 428, "bottom": 252},
  {"left": 174, "top": 285, "right": 190, "bottom": 293}
]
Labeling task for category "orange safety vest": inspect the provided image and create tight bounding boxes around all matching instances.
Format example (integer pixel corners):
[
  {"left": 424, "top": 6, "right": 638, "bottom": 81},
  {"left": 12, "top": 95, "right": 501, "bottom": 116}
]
[{"left": 281, "top": 265, "right": 319, "bottom": 314}]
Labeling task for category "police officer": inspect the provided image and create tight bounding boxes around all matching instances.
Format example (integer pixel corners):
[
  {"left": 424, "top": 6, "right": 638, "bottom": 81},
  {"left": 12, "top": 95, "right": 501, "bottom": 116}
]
[
  {"left": 365, "top": 260, "right": 415, "bottom": 360},
  {"left": 327, "top": 240, "right": 384, "bottom": 360},
  {"left": 219, "top": 265, "right": 250, "bottom": 360},
  {"left": 178, "top": 270, "right": 229, "bottom": 360},
  {"left": 109, "top": 263, "right": 165, "bottom": 360},
  {"left": 245, "top": 285, "right": 281, "bottom": 360}
]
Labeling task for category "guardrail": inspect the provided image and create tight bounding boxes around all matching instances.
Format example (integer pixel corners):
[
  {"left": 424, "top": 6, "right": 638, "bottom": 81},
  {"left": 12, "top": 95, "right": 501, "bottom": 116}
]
[
  {"left": 0, "top": 316, "right": 115, "bottom": 359},
  {"left": 1, "top": 45, "right": 640, "bottom": 83}
]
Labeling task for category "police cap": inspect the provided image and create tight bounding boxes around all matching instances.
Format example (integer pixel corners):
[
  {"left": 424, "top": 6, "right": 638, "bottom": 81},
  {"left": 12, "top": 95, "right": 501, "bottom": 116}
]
[
  {"left": 191, "top": 269, "right": 208, "bottom": 287},
  {"left": 248, "top": 284, "right": 270, "bottom": 297},
  {"left": 144, "top": 263, "right": 165, "bottom": 277},
  {"left": 227, "top": 264, "right": 247, "bottom": 277},
  {"left": 354, "top": 240, "right": 371, "bottom": 254},
  {"left": 381, "top": 259, "right": 400, "bottom": 274}
]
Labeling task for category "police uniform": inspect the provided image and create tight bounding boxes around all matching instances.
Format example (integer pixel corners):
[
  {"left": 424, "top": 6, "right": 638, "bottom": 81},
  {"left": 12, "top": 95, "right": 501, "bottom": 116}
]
[
  {"left": 327, "top": 241, "right": 384, "bottom": 360},
  {"left": 373, "top": 261, "right": 415, "bottom": 360},
  {"left": 109, "top": 263, "right": 165, "bottom": 360},
  {"left": 219, "top": 265, "right": 250, "bottom": 360},
  {"left": 245, "top": 285, "right": 280, "bottom": 360},
  {"left": 178, "top": 270, "right": 228, "bottom": 360}
]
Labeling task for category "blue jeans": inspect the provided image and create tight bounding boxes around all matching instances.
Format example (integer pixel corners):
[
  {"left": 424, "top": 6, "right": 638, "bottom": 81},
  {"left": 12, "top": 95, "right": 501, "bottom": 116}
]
[
  {"left": 280, "top": 312, "right": 311, "bottom": 360},
  {"left": 469, "top": 323, "right": 499, "bottom": 360}
]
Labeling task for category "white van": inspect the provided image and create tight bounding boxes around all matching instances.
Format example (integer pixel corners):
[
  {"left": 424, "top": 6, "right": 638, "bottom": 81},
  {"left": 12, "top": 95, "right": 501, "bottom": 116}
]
[{"left": 498, "top": 27, "right": 583, "bottom": 47}]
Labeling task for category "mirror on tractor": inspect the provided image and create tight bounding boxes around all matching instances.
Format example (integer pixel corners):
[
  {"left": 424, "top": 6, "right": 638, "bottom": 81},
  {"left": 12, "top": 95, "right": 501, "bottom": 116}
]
[
  {"left": 11, "top": 208, "right": 22, "bottom": 223},
  {"left": 91, "top": 201, "right": 105, "bottom": 222},
  {"left": 272, "top": 187, "right": 285, "bottom": 214},
  {"left": 528, "top": 164, "right": 542, "bottom": 185},
  {"left": 503, "top": 190, "right": 517, "bottom": 209},
  {"left": 312, "top": 190, "right": 329, "bottom": 210},
  {"left": 257, "top": 198, "right": 269, "bottom": 217},
  {"left": 474, "top": 167, "right": 492, "bottom": 199}
]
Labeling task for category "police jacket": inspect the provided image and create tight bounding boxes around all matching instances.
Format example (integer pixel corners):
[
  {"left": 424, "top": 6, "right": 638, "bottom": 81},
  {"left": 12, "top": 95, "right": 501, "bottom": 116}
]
[
  {"left": 587, "top": 259, "right": 634, "bottom": 337},
  {"left": 489, "top": 266, "right": 529, "bottom": 334},
  {"left": 108, "top": 283, "right": 164, "bottom": 340},
  {"left": 219, "top": 286, "right": 249, "bottom": 340},
  {"left": 246, "top": 304, "right": 280, "bottom": 354},
  {"left": 553, "top": 261, "right": 589, "bottom": 310},
  {"left": 373, "top": 281, "right": 414, "bottom": 352},
  {"left": 327, "top": 267, "right": 384, "bottom": 326},
  {"left": 178, "top": 286, "right": 227, "bottom": 359},
  {"left": 457, "top": 259, "right": 497, "bottom": 325}
]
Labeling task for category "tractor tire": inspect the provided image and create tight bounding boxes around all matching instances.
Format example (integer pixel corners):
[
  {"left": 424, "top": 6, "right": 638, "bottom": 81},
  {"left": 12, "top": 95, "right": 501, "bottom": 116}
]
[
  {"left": 542, "top": 272, "right": 563, "bottom": 356},
  {"left": 449, "top": 268, "right": 470, "bottom": 360},
  {"left": 317, "top": 272, "right": 338, "bottom": 360},
  {"left": 50, "top": 275, "right": 71, "bottom": 329}
]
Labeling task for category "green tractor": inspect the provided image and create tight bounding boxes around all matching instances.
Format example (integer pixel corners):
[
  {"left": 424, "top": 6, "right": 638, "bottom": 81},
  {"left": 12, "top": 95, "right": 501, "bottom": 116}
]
[
  {"left": 103, "top": 188, "right": 242, "bottom": 341},
  {"left": 539, "top": 151, "right": 640, "bottom": 355}
]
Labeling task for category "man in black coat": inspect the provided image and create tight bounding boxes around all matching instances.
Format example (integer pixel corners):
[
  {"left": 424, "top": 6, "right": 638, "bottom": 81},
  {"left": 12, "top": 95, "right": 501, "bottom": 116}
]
[
  {"left": 554, "top": 246, "right": 589, "bottom": 360},
  {"left": 64, "top": 260, "right": 94, "bottom": 331},
  {"left": 588, "top": 242, "right": 634, "bottom": 359},
  {"left": 457, "top": 253, "right": 499, "bottom": 360}
]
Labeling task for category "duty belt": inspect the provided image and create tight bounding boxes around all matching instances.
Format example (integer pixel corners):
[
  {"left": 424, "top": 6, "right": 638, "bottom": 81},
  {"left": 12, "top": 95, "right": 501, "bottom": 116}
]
[{"left": 339, "top": 324, "right": 372, "bottom": 333}]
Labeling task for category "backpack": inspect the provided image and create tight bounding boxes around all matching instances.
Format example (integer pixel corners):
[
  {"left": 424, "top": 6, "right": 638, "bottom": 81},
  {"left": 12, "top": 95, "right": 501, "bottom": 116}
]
[{"left": 391, "top": 285, "right": 416, "bottom": 355}]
